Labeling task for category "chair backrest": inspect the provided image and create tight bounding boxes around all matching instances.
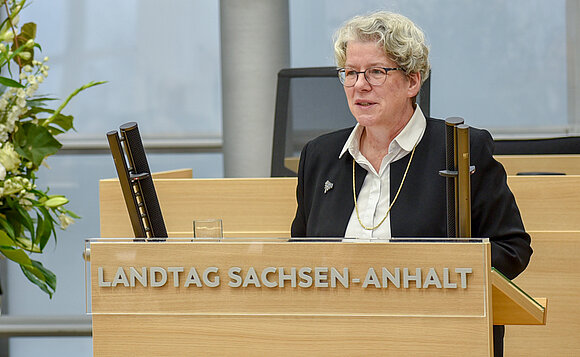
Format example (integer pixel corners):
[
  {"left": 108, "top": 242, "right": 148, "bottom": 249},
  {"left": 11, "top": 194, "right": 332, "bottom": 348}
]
[
  {"left": 493, "top": 136, "right": 580, "bottom": 175},
  {"left": 270, "top": 66, "right": 431, "bottom": 177},
  {"left": 493, "top": 136, "right": 580, "bottom": 155}
]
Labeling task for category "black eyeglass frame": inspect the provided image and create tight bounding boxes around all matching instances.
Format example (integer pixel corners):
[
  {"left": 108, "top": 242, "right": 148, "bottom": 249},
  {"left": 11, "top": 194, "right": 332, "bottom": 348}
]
[{"left": 337, "top": 67, "right": 404, "bottom": 87}]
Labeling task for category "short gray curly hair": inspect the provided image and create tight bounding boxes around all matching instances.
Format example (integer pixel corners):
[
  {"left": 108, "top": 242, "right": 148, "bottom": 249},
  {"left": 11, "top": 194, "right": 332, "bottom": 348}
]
[{"left": 333, "top": 11, "right": 430, "bottom": 85}]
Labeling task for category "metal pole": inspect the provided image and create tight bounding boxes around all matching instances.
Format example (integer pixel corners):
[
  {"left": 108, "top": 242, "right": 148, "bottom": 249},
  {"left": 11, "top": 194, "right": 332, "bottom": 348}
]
[
  {"left": 440, "top": 117, "right": 474, "bottom": 238},
  {"left": 0, "top": 315, "right": 92, "bottom": 337},
  {"left": 442, "top": 117, "right": 464, "bottom": 237},
  {"left": 456, "top": 124, "right": 472, "bottom": 238}
]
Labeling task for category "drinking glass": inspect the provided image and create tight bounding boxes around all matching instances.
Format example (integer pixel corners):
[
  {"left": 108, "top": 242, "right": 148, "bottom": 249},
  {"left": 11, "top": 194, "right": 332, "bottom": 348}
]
[{"left": 193, "top": 219, "right": 223, "bottom": 239}]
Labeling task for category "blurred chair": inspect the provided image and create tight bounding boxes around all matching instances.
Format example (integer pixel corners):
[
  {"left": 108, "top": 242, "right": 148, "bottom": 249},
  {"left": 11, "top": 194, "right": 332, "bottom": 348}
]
[
  {"left": 493, "top": 136, "right": 580, "bottom": 155},
  {"left": 270, "top": 66, "right": 430, "bottom": 177},
  {"left": 493, "top": 137, "right": 580, "bottom": 175}
]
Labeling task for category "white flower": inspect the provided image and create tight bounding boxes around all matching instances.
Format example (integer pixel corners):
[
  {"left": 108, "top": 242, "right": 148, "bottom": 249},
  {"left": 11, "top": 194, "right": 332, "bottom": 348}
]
[
  {"left": 18, "top": 51, "right": 31, "bottom": 60},
  {"left": 2, "top": 178, "right": 22, "bottom": 196},
  {"left": 0, "top": 162, "right": 6, "bottom": 181},
  {"left": 16, "top": 97, "right": 26, "bottom": 108},
  {"left": 25, "top": 81, "right": 39, "bottom": 96},
  {"left": 19, "top": 192, "right": 35, "bottom": 209},
  {"left": 0, "top": 127, "right": 6, "bottom": 138},
  {"left": 21, "top": 177, "right": 32, "bottom": 190},
  {"left": 0, "top": 142, "right": 21, "bottom": 171},
  {"left": 1, "top": 30, "right": 14, "bottom": 43},
  {"left": 58, "top": 213, "right": 75, "bottom": 230}
]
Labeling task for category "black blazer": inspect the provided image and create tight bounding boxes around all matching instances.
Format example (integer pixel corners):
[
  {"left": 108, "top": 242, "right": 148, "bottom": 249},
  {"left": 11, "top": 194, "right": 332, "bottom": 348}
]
[{"left": 291, "top": 117, "right": 532, "bottom": 280}]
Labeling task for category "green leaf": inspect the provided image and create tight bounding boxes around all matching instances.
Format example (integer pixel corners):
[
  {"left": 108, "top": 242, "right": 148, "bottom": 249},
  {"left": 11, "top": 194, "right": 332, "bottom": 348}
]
[
  {"left": 27, "top": 106, "right": 55, "bottom": 115},
  {"left": 13, "top": 122, "right": 62, "bottom": 167},
  {"left": 37, "top": 206, "right": 54, "bottom": 250},
  {"left": 0, "top": 76, "right": 24, "bottom": 88},
  {"left": 9, "top": 39, "right": 34, "bottom": 67},
  {"left": 62, "top": 208, "right": 81, "bottom": 219},
  {"left": 32, "top": 211, "right": 46, "bottom": 250},
  {"left": 27, "top": 97, "right": 59, "bottom": 108},
  {"left": 12, "top": 22, "right": 37, "bottom": 67},
  {"left": 26, "top": 109, "right": 70, "bottom": 135},
  {"left": 0, "top": 17, "right": 11, "bottom": 33},
  {"left": 20, "top": 22, "right": 37, "bottom": 41},
  {"left": 14, "top": 202, "right": 35, "bottom": 234},
  {"left": 21, "top": 260, "right": 56, "bottom": 298},
  {"left": 48, "top": 113, "right": 74, "bottom": 132},
  {"left": 0, "top": 216, "right": 16, "bottom": 239},
  {"left": 45, "top": 126, "right": 65, "bottom": 136},
  {"left": 15, "top": 236, "right": 41, "bottom": 253},
  {"left": 3, "top": 210, "right": 23, "bottom": 239},
  {"left": 0, "top": 230, "right": 16, "bottom": 247},
  {"left": 0, "top": 246, "right": 32, "bottom": 265}
]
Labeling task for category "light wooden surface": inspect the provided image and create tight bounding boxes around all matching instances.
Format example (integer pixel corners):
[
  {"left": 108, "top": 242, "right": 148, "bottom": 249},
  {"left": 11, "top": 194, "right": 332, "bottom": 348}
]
[
  {"left": 92, "top": 315, "right": 488, "bottom": 357},
  {"left": 100, "top": 175, "right": 580, "bottom": 235},
  {"left": 284, "top": 157, "right": 299, "bottom": 173},
  {"left": 150, "top": 168, "right": 193, "bottom": 179},
  {"left": 285, "top": 154, "right": 580, "bottom": 176},
  {"left": 506, "top": 231, "right": 580, "bottom": 356},
  {"left": 491, "top": 270, "right": 545, "bottom": 325},
  {"left": 99, "top": 178, "right": 297, "bottom": 238},
  {"left": 507, "top": 175, "right": 580, "bottom": 231},
  {"left": 91, "top": 242, "right": 489, "bottom": 316},
  {"left": 496, "top": 154, "right": 580, "bottom": 175},
  {"left": 90, "top": 241, "right": 494, "bottom": 356},
  {"left": 98, "top": 171, "right": 579, "bottom": 355}
]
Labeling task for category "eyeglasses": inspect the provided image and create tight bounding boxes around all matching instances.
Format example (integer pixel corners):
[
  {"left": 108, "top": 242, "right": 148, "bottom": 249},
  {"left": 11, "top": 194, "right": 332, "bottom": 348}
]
[{"left": 337, "top": 67, "right": 404, "bottom": 87}]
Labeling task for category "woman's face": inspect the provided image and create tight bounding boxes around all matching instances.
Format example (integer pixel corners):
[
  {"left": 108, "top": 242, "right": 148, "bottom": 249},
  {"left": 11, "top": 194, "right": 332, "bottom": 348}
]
[{"left": 343, "top": 41, "right": 419, "bottom": 131}]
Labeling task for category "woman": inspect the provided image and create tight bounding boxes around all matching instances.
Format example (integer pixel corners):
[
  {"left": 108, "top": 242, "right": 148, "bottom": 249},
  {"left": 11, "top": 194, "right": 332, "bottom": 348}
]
[{"left": 290, "top": 11, "right": 532, "bottom": 356}]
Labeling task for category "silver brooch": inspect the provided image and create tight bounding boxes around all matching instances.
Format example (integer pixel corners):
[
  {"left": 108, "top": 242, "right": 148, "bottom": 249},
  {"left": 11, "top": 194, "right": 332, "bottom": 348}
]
[{"left": 324, "top": 180, "right": 334, "bottom": 194}]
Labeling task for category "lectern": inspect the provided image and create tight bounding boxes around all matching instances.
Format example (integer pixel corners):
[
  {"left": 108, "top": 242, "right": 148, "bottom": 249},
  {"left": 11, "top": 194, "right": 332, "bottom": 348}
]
[{"left": 85, "top": 237, "right": 545, "bottom": 356}]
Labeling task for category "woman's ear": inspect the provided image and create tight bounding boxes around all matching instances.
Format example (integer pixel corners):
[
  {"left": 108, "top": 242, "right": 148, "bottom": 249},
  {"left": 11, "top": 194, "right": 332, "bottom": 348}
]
[{"left": 407, "top": 72, "right": 421, "bottom": 98}]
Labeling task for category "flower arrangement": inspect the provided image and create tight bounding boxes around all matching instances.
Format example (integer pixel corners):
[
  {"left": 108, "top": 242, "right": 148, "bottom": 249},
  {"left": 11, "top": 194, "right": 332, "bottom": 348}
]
[{"left": 0, "top": 0, "right": 104, "bottom": 297}]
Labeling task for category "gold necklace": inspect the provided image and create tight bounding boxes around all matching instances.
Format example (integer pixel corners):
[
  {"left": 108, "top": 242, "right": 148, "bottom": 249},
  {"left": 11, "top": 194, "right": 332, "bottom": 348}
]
[{"left": 352, "top": 145, "right": 416, "bottom": 231}]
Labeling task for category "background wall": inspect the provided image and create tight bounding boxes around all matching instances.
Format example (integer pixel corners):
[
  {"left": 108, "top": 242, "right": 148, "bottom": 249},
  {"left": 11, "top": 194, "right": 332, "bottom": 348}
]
[{"left": 2, "top": 0, "right": 571, "bottom": 355}]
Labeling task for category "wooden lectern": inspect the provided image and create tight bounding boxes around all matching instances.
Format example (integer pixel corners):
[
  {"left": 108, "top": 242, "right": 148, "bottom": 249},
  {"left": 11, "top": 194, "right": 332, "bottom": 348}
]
[{"left": 86, "top": 237, "right": 545, "bottom": 356}]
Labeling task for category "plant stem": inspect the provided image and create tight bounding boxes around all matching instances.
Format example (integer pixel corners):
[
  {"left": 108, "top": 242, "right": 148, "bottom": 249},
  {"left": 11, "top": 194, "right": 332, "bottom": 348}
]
[
  {"left": 44, "top": 81, "right": 106, "bottom": 126},
  {"left": 2, "top": 0, "right": 23, "bottom": 75}
]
